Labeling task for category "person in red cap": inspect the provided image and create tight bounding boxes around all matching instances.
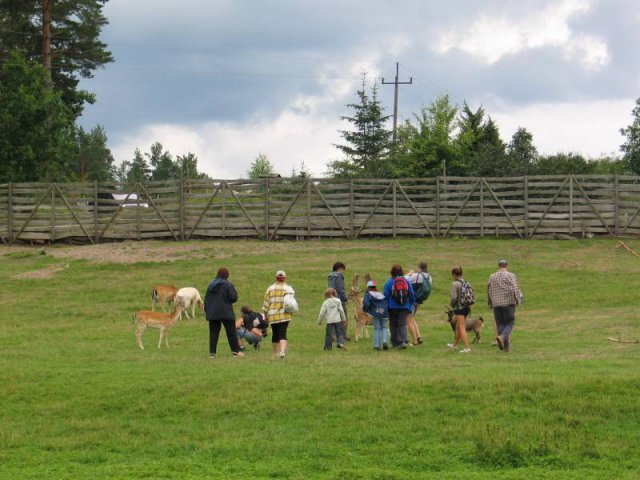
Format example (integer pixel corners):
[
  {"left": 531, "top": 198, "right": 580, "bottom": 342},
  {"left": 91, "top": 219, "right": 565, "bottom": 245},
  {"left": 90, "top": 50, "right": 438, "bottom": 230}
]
[{"left": 262, "top": 270, "right": 294, "bottom": 358}]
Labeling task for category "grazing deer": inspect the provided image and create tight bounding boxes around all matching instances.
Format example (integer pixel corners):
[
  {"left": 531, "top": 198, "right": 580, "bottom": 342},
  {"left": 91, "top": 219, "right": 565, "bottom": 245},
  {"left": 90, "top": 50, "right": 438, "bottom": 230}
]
[
  {"left": 347, "top": 273, "right": 374, "bottom": 342},
  {"left": 174, "top": 287, "right": 204, "bottom": 320},
  {"left": 445, "top": 306, "right": 484, "bottom": 343},
  {"left": 133, "top": 302, "right": 185, "bottom": 350},
  {"left": 151, "top": 285, "right": 178, "bottom": 312}
]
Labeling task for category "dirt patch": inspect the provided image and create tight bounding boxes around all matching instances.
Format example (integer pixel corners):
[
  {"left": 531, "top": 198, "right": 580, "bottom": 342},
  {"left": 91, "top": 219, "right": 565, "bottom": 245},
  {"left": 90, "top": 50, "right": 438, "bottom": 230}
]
[
  {"left": 13, "top": 263, "right": 69, "bottom": 280},
  {"left": 42, "top": 241, "right": 216, "bottom": 264}
]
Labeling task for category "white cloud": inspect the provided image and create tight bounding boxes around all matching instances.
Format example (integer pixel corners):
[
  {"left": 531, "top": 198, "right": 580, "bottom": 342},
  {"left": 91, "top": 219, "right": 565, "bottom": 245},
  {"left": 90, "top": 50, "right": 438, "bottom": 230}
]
[
  {"left": 490, "top": 98, "right": 632, "bottom": 157},
  {"left": 111, "top": 60, "right": 385, "bottom": 179},
  {"left": 433, "top": 0, "right": 609, "bottom": 70}
]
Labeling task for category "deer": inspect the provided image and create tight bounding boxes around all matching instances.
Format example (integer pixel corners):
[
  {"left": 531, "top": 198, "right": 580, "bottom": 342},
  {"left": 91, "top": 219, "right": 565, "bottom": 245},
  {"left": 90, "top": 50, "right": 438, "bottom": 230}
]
[
  {"left": 347, "top": 273, "right": 375, "bottom": 342},
  {"left": 133, "top": 301, "right": 186, "bottom": 350},
  {"left": 445, "top": 306, "right": 484, "bottom": 343},
  {"left": 174, "top": 287, "right": 204, "bottom": 320},
  {"left": 151, "top": 285, "right": 178, "bottom": 312}
]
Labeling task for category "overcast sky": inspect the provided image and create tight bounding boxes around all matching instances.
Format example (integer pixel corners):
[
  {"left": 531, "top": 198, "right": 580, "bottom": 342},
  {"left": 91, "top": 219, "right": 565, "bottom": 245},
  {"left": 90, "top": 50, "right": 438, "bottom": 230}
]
[{"left": 78, "top": 0, "right": 640, "bottom": 178}]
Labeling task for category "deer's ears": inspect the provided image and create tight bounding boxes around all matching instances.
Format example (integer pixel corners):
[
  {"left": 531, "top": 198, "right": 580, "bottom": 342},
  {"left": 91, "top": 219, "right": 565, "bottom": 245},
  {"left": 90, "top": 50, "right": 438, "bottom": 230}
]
[
  {"left": 364, "top": 272, "right": 372, "bottom": 283},
  {"left": 351, "top": 274, "right": 360, "bottom": 288}
]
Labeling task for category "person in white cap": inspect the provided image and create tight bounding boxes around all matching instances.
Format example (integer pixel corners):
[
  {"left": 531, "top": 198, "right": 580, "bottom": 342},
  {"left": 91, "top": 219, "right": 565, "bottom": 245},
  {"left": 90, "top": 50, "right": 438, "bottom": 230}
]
[
  {"left": 362, "top": 280, "right": 389, "bottom": 351},
  {"left": 487, "top": 259, "right": 523, "bottom": 352},
  {"left": 262, "top": 270, "right": 294, "bottom": 358}
]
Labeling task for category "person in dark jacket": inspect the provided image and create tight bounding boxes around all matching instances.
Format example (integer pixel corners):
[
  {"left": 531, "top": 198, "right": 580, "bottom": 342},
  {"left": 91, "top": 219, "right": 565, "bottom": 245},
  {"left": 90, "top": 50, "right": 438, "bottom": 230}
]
[
  {"left": 204, "top": 267, "right": 243, "bottom": 358},
  {"left": 362, "top": 280, "right": 389, "bottom": 351},
  {"left": 383, "top": 264, "right": 415, "bottom": 349},
  {"left": 327, "top": 261, "right": 350, "bottom": 340}
]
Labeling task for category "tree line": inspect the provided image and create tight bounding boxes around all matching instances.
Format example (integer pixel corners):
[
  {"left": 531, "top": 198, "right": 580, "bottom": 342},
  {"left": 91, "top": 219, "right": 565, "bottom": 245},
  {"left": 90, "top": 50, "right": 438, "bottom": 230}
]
[
  {"left": 1, "top": 2, "right": 639, "bottom": 182},
  {"left": 327, "top": 74, "right": 640, "bottom": 178},
  {"left": 0, "top": 0, "right": 207, "bottom": 183}
]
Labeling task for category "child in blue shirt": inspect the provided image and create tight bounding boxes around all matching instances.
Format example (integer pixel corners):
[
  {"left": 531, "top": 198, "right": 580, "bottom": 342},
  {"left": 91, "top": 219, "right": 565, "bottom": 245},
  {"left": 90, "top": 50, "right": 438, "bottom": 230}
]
[{"left": 362, "top": 280, "right": 389, "bottom": 351}]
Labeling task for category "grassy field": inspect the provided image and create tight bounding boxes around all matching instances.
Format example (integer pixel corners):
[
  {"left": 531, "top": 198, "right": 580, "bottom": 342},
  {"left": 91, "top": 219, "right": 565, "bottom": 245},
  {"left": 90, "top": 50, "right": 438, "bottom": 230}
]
[{"left": 1, "top": 238, "right": 639, "bottom": 479}]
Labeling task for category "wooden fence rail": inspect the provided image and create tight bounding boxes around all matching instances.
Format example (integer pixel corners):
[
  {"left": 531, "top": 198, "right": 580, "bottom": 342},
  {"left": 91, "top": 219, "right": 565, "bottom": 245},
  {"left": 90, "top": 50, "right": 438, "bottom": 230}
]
[{"left": 1, "top": 175, "right": 639, "bottom": 244}]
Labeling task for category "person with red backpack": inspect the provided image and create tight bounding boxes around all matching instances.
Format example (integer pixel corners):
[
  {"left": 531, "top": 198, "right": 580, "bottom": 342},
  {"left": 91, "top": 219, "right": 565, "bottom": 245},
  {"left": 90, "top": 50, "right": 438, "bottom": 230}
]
[{"left": 383, "top": 264, "right": 415, "bottom": 349}]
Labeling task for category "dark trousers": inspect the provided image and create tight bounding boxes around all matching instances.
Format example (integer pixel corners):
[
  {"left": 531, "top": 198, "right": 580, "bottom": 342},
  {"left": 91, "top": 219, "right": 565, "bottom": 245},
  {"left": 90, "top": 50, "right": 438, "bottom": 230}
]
[
  {"left": 208, "top": 319, "right": 240, "bottom": 355},
  {"left": 493, "top": 305, "right": 516, "bottom": 350},
  {"left": 389, "top": 309, "right": 409, "bottom": 347},
  {"left": 324, "top": 322, "right": 345, "bottom": 350}
]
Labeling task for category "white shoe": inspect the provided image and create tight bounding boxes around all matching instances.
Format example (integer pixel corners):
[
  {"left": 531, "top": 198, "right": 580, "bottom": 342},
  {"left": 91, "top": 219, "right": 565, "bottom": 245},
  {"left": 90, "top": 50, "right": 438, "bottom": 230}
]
[
  {"left": 279, "top": 351, "right": 286, "bottom": 358},
  {"left": 459, "top": 348, "right": 471, "bottom": 353},
  {"left": 447, "top": 343, "right": 455, "bottom": 350}
]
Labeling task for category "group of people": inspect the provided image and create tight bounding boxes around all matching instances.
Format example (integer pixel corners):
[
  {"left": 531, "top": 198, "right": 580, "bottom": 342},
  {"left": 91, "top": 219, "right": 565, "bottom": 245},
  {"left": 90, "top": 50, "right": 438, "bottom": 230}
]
[
  {"left": 203, "top": 258, "right": 523, "bottom": 358},
  {"left": 204, "top": 268, "right": 294, "bottom": 359}
]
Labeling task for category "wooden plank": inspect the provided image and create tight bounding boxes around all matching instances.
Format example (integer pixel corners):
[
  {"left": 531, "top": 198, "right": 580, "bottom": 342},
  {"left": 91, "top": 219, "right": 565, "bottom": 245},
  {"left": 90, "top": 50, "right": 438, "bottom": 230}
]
[
  {"left": 528, "top": 176, "right": 571, "bottom": 238},
  {"left": 269, "top": 180, "right": 307, "bottom": 240},
  {"left": 354, "top": 182, "right": 393, "bottom": 239},
  {"left": 572, "top": 178, "right": 614, "bottom": 235},
  {"left": 443, "top": 179, "right": 481, "bottom": 237},
  {"left": 186, "top": 183, "right": 223, "bottom": 240},
  {"left": 53, "top": 184, "right": 95, "bottom": 244}
]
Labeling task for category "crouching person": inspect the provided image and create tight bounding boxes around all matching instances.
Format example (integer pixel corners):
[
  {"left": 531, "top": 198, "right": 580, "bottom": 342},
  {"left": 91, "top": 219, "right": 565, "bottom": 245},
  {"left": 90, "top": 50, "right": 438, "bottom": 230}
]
[
  {"left": 363, "top": 280, "right": 389, "bottom": 351},
  {"left": 237, "top": 306, "right": 267, "bottom": 351},
  {"left": 317, "top": 288, "right": 347, "bottom": 350}
]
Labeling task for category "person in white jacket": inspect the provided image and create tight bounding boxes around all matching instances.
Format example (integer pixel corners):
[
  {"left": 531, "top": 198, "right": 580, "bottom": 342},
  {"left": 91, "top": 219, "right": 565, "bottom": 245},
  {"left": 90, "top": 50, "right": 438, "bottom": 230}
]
[{"left": 317, "top": 288, "right": 347, "bottom": 351}]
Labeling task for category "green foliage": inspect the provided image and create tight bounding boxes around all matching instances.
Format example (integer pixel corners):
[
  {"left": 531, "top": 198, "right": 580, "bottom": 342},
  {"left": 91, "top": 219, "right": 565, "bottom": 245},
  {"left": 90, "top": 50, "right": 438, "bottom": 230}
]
[
  {"left": 506, "top": 127, "right": 538, "bottom": 175},
  {"left": 148, "top": 142, "right": 180, "bottom": 181},
  {"left": 458, "top": 104, "right": 506, "bottom": 176},
  {"left": 1, "top": 238, "right": 639, "bottom": 479},
  {"left": 114, "top": 144, "right": 207, "bottom": 184},
  {"left": 247, "top": 153, "right": 275, "bottom": 179},
  {"left": 0, "top": 0, "right": 114, "bottom": 118},
  {"left": 68, "top": 125, "right": 115, "bottom": 181},
  {"left": 393, "top": 95, "right": 461, "bottom": 177},
  {"left": 330, "top": 74, "right": 392, "bottom": 178},
  {"left": 0, "top": 52, "right": 75, "bottom": 182},
  {"left": 620, "top": 97, "right": 640, "bottom": 174},
  {"left": 534, "top": 152, "right": 592, "bottom": 175}
]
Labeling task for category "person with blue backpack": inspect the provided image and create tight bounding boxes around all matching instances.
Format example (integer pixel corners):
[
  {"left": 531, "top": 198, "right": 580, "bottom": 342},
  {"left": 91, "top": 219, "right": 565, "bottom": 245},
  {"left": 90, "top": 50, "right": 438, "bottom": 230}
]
[
  {"left": 362, "top": 280, "right": 389, "bottom": 351},
  {"left": 383, "top": 264, "right": 415, "bottom": 349}
]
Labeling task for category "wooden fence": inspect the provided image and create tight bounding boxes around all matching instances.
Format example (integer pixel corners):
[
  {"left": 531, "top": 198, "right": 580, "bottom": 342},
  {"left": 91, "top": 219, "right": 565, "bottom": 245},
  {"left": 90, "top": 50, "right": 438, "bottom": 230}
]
[{"left": 1, "top": 175, "right": 639, "bottom": 244}]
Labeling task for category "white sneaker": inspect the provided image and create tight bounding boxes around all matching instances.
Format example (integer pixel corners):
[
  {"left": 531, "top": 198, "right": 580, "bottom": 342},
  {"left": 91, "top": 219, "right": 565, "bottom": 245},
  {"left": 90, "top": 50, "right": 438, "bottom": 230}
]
[
  {"left": 459, "top": 348, "right": 471, "bottom": 353},
  {"left": 447, "top": 343, "right": 455, "bottom": 350},
  {"left": 279, "top": 351, "right": 286, "bottom": 358}
]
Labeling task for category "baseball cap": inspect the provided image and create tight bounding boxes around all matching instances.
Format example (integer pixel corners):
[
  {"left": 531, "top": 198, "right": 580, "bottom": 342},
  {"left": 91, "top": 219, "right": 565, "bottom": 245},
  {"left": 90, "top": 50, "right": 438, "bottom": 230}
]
[
  {"left": 275, "top": 270, "right": 286, "bottom": 278},
  {"left": 367, "top": 280, "right": 376, "bottom": 288},
  {"left": 498, "top": 259, "right": 508, "bottom": 266}
]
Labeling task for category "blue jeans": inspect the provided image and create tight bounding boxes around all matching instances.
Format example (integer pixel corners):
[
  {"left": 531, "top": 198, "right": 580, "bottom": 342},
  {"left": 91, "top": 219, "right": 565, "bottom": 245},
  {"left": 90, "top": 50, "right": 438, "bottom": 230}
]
[
  {"left": 373, "top": 316, "right": 389, "bottom": 349},
  {"left": 324, "top": 322, "right": 345, "bottom": 350},
  {"left": 237, "top": 327, "right": 261, "bottom": 345}
]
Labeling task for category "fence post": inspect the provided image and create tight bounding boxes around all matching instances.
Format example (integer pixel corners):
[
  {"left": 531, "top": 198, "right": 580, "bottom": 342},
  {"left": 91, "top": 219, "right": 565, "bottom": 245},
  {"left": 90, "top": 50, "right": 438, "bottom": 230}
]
[
  {"left": 306, "top": 179, "right": 311, "bottom": 238},
  {"left": 136, "top": 183, "right": 141, "bottom": 241},
  {"left": 614, "top": 174, "right": 620, "bottom": 235},
  {"left": 179, "top": 177, "right": 185, "bottom": 241},
  {"left": 8, "top": 183, "right": 13, "bottom": 245},
  {"left": 349, "top": 180, "right": 354, "bottom": 240},
  {"left": 569, "top": 175, "right": 574, "bottom": 235},
  {"left": 524, "top": 176, "right": 529, "bottom": 239},
  {"left": 480, "top": 180, "right": 484, "bottom": 237},
  {"left": 263, "top": 177, "right": 270, "bottom": 241},
  {"left": 50, "top": 184, "right": 56, "bottom": 245},
  {"left": 221, "top": 181, "right": 226, "bottom": 238},
  {"left": 436, "top": 177, "right": 440, "bottom": 237},
  {"left": 94, "top": 181, "right": 99, "bottom": 243},
  {"left": 392, "top": 180, "right": 397, "bottom": 238}
]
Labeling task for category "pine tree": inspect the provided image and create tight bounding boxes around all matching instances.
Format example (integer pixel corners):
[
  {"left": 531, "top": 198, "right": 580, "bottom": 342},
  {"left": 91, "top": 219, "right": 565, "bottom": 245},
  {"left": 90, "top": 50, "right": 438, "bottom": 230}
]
[{"left": 330, "top": 74, "right": 392, "bottom": 178}]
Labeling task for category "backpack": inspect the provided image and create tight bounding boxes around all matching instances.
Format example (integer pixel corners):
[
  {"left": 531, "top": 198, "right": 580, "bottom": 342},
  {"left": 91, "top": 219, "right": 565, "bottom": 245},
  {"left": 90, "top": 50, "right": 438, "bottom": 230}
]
[
  {"left": 391, "top": 277, "right": 409, "bottom": 305},
  {"left": 457, "top": 280, "right": 476, "bottom": 308},
  {"left": 412, "top": 273, "right": 432, "bottom": 304}
]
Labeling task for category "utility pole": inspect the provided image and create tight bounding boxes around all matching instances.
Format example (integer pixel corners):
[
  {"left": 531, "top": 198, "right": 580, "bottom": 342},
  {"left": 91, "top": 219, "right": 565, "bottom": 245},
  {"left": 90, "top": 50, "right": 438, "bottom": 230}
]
[{"left": 382, "top": 62, "right": 412, "bottom": 144}]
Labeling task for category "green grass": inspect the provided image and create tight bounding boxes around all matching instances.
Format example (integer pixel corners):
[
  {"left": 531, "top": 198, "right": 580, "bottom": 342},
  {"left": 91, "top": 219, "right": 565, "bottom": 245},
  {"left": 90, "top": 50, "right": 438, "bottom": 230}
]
[{"left": 1, "top": 238, "right": 639, "bottom": 479}]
